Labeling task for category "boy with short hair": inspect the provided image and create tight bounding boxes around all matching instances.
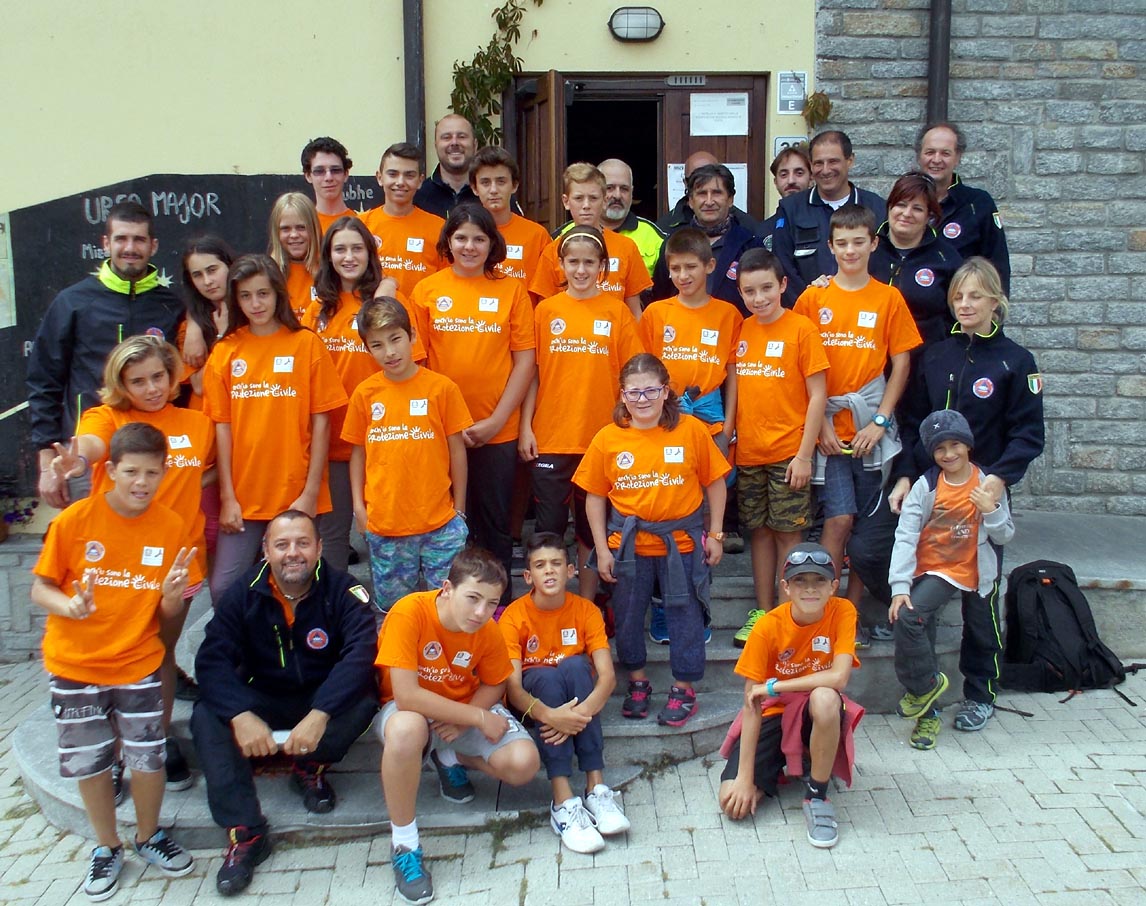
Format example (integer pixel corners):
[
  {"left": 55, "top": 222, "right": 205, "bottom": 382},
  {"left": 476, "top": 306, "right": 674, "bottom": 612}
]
[
  {"left": 376, "top": 548, "right": 540, "bottom": 905},
  {"left": 31, "top": 423, "right": 197, "bottom": 900},
  {"left": 500, "top": 533, "right": 629, "bottom": 854},
  {"left": 732, "top": 249, "right": 829, "bottom": 645},
  {"left": 302, "top": 136, "right": 356, "bottom": 235},
  {"left": 888, "top": 409, "right": 1014, "bottom": 750},
  {"left": 530, "top": 163, "right": 652, "bottom": 316},
  {"left": 718, "top": 542, "right": 860, "bottom": 850},
  {"left": 361, "top": 143, "right": 445, "bottom": 298},
  {"left": 793, "top": 205, "right": 922, "bottom": 600},
  {"left": 469, "top": 146, "right": 550, "bottom": 288},
  {"left": 342, "top": 298, "right": 472, "bottom": 613}
]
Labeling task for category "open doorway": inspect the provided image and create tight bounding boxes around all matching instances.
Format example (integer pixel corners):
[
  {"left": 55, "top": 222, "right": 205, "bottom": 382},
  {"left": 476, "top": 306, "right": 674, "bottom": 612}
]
[{"left": 566, "top": 98, "right": 660, "bottom": 222}]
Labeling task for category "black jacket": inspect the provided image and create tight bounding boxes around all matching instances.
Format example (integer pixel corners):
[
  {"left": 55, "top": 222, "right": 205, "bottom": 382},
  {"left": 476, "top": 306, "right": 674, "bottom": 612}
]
[
  {"left": 772, "top": 184, "right": 888, "bottom": 306},
  {"left": 869, "top": 224, "right": 963, "bottom": 348},
  {"left": 413, "top": 166, "right": 480, "bottom": 219},
  {"left": 656, "top": 198, "right": 759, "bottom": 234},
  {"left": 938, "top": 174, "right": 1010, "bottom": 295},
  {"left": 646, "top": 221, "right": 763, "bottom": 316},
  {"left": 195, "top": 558, "right": 378, "bottom": 722},
  {"left": 897, "top": 324, "right": 1044, "bottom": 486}
]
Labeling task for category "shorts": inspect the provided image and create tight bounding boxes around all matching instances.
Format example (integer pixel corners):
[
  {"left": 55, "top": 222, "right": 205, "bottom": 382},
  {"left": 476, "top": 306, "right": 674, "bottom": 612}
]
[
  {"left": 530, "top": 453, "right": 591, "bottom": 547},
  {"left": 720, "top": 701, "right": 846, "bottom": 796},
  {"left": 374, "top": 701, "right": 532, "bottom": 762},
  {"left": 51, "top": 671, "right": 165, "bottom": 779},
  {"left": 366, "top": 512, "right": 469, "bottom": 613},
  {"left": 737, "top": 461, "right": 811, "bottom": 533},
  {"left": 818, "top": 453, "right": 885, "bottom": 520},
  {"left": 373, "top": 700, "right": 433, "bottom": 762}
]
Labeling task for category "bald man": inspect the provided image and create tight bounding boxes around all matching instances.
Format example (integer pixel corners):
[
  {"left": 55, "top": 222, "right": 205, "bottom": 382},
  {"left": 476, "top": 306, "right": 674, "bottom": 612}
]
[
  {"left": 657, "top": 151, "right": 759, "bottom": 233},
  {"left": 413, "top": 114, "right": 481, "bottom": 218}
]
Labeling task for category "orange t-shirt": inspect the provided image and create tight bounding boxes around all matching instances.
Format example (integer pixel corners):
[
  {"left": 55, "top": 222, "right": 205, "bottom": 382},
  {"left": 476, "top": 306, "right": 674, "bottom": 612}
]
[
  {"left": 410, "top": 268, "right": 535, "bottom": 445},
  {"left": 531, "top": 229, "right": 653, "bottom": 301},
  {"left": 532, "top": 291, "right": 645, "bottom": 454},
  {"left": 496, "top": 214, "right": 551, "bottom": 288},
  {"left": 794, "top": 278, "right": 922, "bottom": 441},
  {"left": 301, "top": 293, "right": 382, "bottom": 462},
  {"left": 341, "top": 367, "right": 473, "bottom": 536},
  {"left": 915, "top": 468, "right": 982, "bottom": 592},
  {"left": 77, "top": 404, "right": 214, "bottom": 585},
  {"left": 500, "top": 591, "right": 610, "bottom": 671},
  {"left": 736, "top": 595, "right": 860, "bottom": 718},
  {"left": 286, "top": 262, "right": 318, "bottom": 322},
  {"left": 360, "top": 205, "right": 445, "bottom": 298},
  {"left": 733, "top": 310, "right": 830, "bottom": 465},
  {"left": 573, "top": 415, "right": 731, "bottom": 556},
  {"left": 34, "top": 494, "right": 186, "bottom": 685},
  {"left": 639, "top": 296, "right": 742, "bottom": 402},
  {"left": 375, "top": 589, "right": 512, "bottom": 704},
  {"left": 317, "top": 207, "right": 357, "bottom": 239},
  {"left": 202, "top": 325, "right": 348, "bottom": 519}
]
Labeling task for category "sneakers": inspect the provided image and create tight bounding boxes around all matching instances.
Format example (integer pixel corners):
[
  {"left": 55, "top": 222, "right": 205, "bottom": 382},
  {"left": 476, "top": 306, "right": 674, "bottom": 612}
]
[
  {"left": 657, "top": 685, "right": 698, "bottom": 727},
  {"left": 83, "top": 845, "right": 123, "bottom": 901},
  {"left": 550, "top": 797, "right": 605, "bottom": 853},
  {"left": 430, "top": 750, "right": 475, "bottom": 804},
  {"left": 854, "top": 624, "right": 872, "bottom": 650},
  {"left": 584, "top": 784, "right": 631, "bottom": 835},
  {"left": 733, "top": 609, "right": 765, "bottom": 648},
  {"left": 802, "top": 797, "right": 839, "bottom": 848},
  {"left": 165, "top": 738, "right": 193, "bottom": 792},
  {"left": 134, "top": 828, "right": 194, "bottom": 877},
  {"left": 648, "top": 605, "right": 669, "bottom": 644},
  {"left": 869, "top": 622, "right": 895, "bottom": 642},
  {"left": 216, "top": 825, "right": 272, "bottom": 896},
  {"left": 721, "top": 532, "right": 745, "bottom": 554},
  {"left": 290, "top": 762, "right": 337, "bottom": 813},
  {"left": 621, "top": 680, "right": 652, "bottom": 719},
  {"left": 392, "top": 845, "right": 434, "bottom": 905},
  {"left": 174, "top": 667, "right": 200, "bottom": 702},
  {"left": 110, "top": 758, "right": 125, "bottom": 807},
  {"left": 954, "top": 699, "right": 994, "bottom": 732},
  {"left": 896, "top": 671, "right": 949, "bottom": 720},
  {"left": 911, "top": 712, "right": 941, "bottom": 750}
]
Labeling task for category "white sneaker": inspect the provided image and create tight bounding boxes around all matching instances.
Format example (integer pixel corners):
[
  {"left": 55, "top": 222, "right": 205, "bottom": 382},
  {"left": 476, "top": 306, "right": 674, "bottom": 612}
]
[
  {"left": 584, "top": 784, "right": 631, "bottom": 835},
  {"left": 550, "top": 797, "right": 605, "bottom": 853}
]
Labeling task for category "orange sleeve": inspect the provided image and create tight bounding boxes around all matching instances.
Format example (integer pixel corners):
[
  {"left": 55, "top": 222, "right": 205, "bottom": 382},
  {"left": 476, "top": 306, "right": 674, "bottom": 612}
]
[
  {"left": 799, "top": 319, "right": 831, "bottom": 377},
  {"left": 507, "top": 283, "right": 536, "bottom": 352},
  {"left": 341, "top": 383, "right": 368, "bottom": 446},
  {"left": 32, "top": 517, "right": 69, "bottom": 586},
  {"left": 529, "top": 241, "right": 562, "bottom": 300},
  {"left": 76, "top": 405, "right": 118, "bottom": 445},
  {"left": 475, "top": 624, "right": 513, "bottom": 687},
  {"left": 572, "top": 433, "right": 612, "bottom": 498},
  {"left": 885, "top": 286, "right": 924, "bottom": 357},
  {"left": 201, "top": 348, "right": 231, "bottom": 423},
  {"left": 578, "top": 597, "right": 610, "bottom": 655},
  {"left": 733, "top": 620, "right": 773, "bottom": 684},
  {"left": 440, "top": 378, "right": 475, "bottom": 435},
  {"left": 374, "top": 604, "right": 421, "bottom": 671},
  {"left": 829, "top": 598, "right": 860, "bottom": 663},
  {"left": 499, "top": 600, "right": 528, "bottom": 661},
  {"left": 616, "top": 306, "right": 646, "bottom": 364},
  {"left": 637, "top": 304, "right": 663, "bottom": 356}
]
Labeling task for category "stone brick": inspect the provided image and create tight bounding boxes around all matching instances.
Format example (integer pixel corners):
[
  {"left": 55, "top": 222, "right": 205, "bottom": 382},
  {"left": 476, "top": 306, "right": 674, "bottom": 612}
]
[
  {"left": 1034, "top": 254, "right": 1105, "bottom": 275},
  {"left": 950, "top": 16, "right": 983, "bottom": 37},
  {"left": 842, "top": 81, "right": 891, "bottom": 98},
  {"left": 1097, "top": 398, "right": 1146, "bottom": 420},
  {"left": 1045, "top": 372, "right": 1115, "bottom": 394},
  {"left": 1108, "top": 253, "right": 1146, "bottom": 274},
  {"left": 1043, "top": 397, "right": 1088, "bottom": 419},
  {"left": 1049, "top": 301, "right": 1100, "bottom": 324},
  {"left": 1104, "top": 303, "right": 1146, "bottom": 326},
  {"left": 1102, "top": 63, "right": 1138, "bottom": 78},
  {"left": 894, "top": 81, "right": 929, "bottom": 97},
  {"left": 1021, "top": 326, "right": 1081, "bottom": 347},
  {"left": 953, "top": 80, "right": 1016, "bottom": 99},
  {"left": 1058, "top": 201, "right": 1116, "bottom": 224},
  {"left": 841, "top": 11, "right": 924, "bottom": 34},
  {"left": 1013, "top": 40, "right": 1063, "bottom": 61},
  {"left": 1060, "top": 174, "right": 1130, "bottom": 199},
  {"left": 1062, "top": 40, "right": 1120, "bottom": 60},
  {"left": 1036, "top": 126, "right": 1078, "bottom": 149},
  {"left": 1069, "top": 420, "right": 1146, "bottom": 443},
  {"left": 1008, "top": 301, "right": 1050, "bottom": 325},
  {"left": 1067, "top": 276, "right": 1131, "bottom": 299},
  {"left": 870, "top": 60, "right": 928, "bottom": 78},
  {"left": 1089, "top": 352, "right": 1146, "bottom": 374},
  {"left": 819, "top": 35, "right": 902, "bottom": 59},
  {"left": 1087, "top": 472, "right": 1132, "bottom": 492},
  {"left": 1121, "top": 41, "right": 1146, "bottom": 61},
  {"left": 982, "top": 15, "right": 1039, "bottom": 35},
  {"left": 965, "top": 0, "right": 1017, "bottom": 10},
  {"left": 1106, "top": 495, "right": 1146, "bottom": 515},
  {"left": 1078, "top": 328, "right": 1123, "bottom": 350},
  {"left": 1009, "top": 230, "right": 1060, "bottom": 253},
  {"left": 1009, "top": 252, "right": 1035, "bottom": 275},
  {"left": 1001, "top": 62, "right": 1038, "bottom": 79},
  {"left": 818, "top": 59, "right": 876, "bottom": 80},
  {"left": 1070, "top": 445, "right": 1120, "bottom": 469},
  {"left": 1100, "top": 100, "right": 1146, "bottom": 122},
  {"left": 1045, "top": 100, "right": 1101, "bottom": 123},
  {"left": 1129, "top": 231, "right": 1146, "bottom": 251},
  {"left": 1013, "top": 276, "right": 1068, "bottom": 301},
  {"left": 950, "top": 62, "right": 1003, "bottom": 79},
  {"left": 1087, "top": 153, "right": 1144, "bottom": 174},
  {"left": 1078, "top": 126, "right": 1126, "bottom": 149},
  {"left": 1061, "top": 229, "right": 1128, "bottom": 250},
  {"left": 952, "top": 37, "right": 1022, "bottom": 58}
]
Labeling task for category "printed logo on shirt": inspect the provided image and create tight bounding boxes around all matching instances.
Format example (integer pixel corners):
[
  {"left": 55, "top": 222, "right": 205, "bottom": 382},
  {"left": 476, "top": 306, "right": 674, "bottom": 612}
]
[
  {"left": 306, "top": 628, "right": 329, "bottom": 650},
  {"left": 700, "top": 329, "right": 719, "bottom": 346},
  {"left": 526, "top": 634, "right": 540, "bottom": 654},
  {"left": 436, "top": 296, "right": 454, "bottom": 312},
  {"left": 141, "top": 546, "right": 164, "bottom": 567},
  {"left": 818, "top": 308, "right": 833, "bottom": 326},
  {"left": 943, "top": 222, "right": 962, "bottom": 240},
  {"left": 664, "top": 446, "right": 685, "bottom": 463},
  {"left": 145, "top": 327, "right": 166, "bottom": 339},
  {"left": 593, "top": 319, "right": 612, "bottom": 337},
  {"left": 766, "top": 341, "right": 785, "bottom": 358},
  {"left": 778, "top": 647, "right": 795, "bottom": 662},
  {"left": 857, "top": 311, "right": 877, "bottom": 329},
  {"left": 726, "top": 260, "right": 739, "bottom": 280},
  {"left": 406, "top": 237, "right": 424, "bottom": 253},
  {"left": 616, "top": 451, "right": 635, "bottom": 470},
  {"left": 168, "top": 434, "right": 192, "bottom": 450},
  {"left": 410, "top": 399, "right": 429, "bottom": 416},
  {"left": 479, "top": 297, "right": 500, "bottom": 312},
  {"left": 561, "top": 628, "right": 578, "bottom": 647},
  {"left": 550, "top": 318, "right": 567, "bottom": 336},
  {"left": 973, "top": 377, "right": 995, "bottom": 399},
  {"left": 736, "top": 340, "right": 748, "bottom": 357},
  {"left": 371, "top": 402, "right": 386, "bottom": 420},
  {"left": 422, "top": 641, "right": 443, "bottom": 661},
  {"left": 231, "top": 359, "right": 248, "bottom": 378},
  {"left": 85, "top": 541, "right": 106, "bottom": 563},
  {"left": 811, "top": 635, "right": 831, "bottom": 654},
  {"left": 609, "top": 257, "right": 620, "bottom": 272},
  {"left": 451, "top": 650, "right": 472, "bottom": 668},
  {"left": 273, "top": 356, "right": 295, "bottom": 373},
  {"left": 662, "top": 325, "right": 677, "bottom": 344},
  {"left": 351, "top": 316, "right": 358, "bottom": 331},
  {"left": 506, "top": 244, "right": 524, "bottom": 260},
  {"left": 915, "top": 268, "right": 935, "bottom": 287}
]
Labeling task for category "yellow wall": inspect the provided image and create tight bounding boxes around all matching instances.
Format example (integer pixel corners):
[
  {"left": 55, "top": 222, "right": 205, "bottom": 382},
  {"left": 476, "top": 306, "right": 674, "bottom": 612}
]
[{"left": 1, "top": 1, "right": 813, "bottom": 215}]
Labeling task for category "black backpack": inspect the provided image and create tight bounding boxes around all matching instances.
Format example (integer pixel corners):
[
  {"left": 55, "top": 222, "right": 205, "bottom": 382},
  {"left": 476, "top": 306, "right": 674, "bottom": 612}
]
[{"left": 1001, "top": 560, "right": 1126, "bottom": 694}]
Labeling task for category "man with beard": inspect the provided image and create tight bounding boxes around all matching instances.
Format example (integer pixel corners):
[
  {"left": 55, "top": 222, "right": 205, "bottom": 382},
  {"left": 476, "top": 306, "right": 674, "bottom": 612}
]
[
  {"left": 27, "top": 201, "right": 183, "bottom": 508},
  {"left": 598, "top": 158, "right": 665, "bottom": 277},
  {"left": 757, "top": 146, "right": 813, "bottom": 252},
  {"left": 191, "top": 510, "right": 377, "bottom": 895},
  {"left": 413, "top": 114, "right": 481, "bottom": 219}
]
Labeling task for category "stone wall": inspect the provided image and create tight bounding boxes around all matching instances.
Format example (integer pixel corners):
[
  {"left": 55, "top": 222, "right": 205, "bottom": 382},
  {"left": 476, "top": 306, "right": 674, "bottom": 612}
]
[
  {"left": 816, "top": 0, "right": 1146, "bottom": 513},
  {"left": 0, "top": 536, "right": 48, "bottom": 663}
]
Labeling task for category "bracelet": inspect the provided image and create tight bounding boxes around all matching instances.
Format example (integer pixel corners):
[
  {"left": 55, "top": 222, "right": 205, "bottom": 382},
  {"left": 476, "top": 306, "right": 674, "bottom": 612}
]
[
  {"left": 456, "top": 510, "right": 468, "bottom": 522},
  {"left": 523, "top": 696, "right": 538, "bottom": 719},
  {"left": 766, "top": 678, "right": 778, "bottom": 697}
]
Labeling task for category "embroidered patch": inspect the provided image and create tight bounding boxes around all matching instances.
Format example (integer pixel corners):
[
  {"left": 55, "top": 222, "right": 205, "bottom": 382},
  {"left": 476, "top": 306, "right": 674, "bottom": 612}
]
[
  {"left": 435, "top": 296, "right": 453, "bottom": 312},
  {"left": 778, "top": 647, "right": 795, "bottom": 662},
  {"left": 423, "top": 641, "right": 442, "bottom": 661},
  {"left": 818, "top": 307, "right": 833, "bottom": 326},
  {"left": 1027, "top": 373, "right": 1043, "bottom": 394},
  {"left": 915, "top": 268, "right": 935, "bottom": 287},
  {"left": 307, "top": 628, "right": 329, "bottom": 650},
  {"left": 616, "top": 451, "right": 635, "bottom": 469},
  {"left": 550, "top": 318, "right": 567, "bottom": 336},
  {"left": 736, "top": 339, "right": 748, "bottom": 357},
  {"left": 973, "top": 377, "right": 995, "bottom": 399},
  {"left": 526, "top": 634, "right": 540, "bottom": 654},
  {"left": 349, "top": 585, "right": 370, "bottom": 604},
  {"left": 231, "top": 358, "right": 248, "bottom": 378},
  {"left": 943, "top": 222, "right": 962, "bottom": 240},
  {"left": 662, "top": 325, "right": 677, "bottom": 344},
  {"left": 371, "top": 402, "right": 386, "bottom": 421},
  {"left": 85, "top": 541, "right": 105, "bottom": 563}
]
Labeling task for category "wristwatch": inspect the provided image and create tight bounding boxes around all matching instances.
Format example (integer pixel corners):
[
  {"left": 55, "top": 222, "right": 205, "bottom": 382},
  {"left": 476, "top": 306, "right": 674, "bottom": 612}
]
[
  {"left": 872, "top": 413, "right": 890, "bottom": 428},
  {"left": 708, "top": 531, "right": 726, "bottom": 541}
]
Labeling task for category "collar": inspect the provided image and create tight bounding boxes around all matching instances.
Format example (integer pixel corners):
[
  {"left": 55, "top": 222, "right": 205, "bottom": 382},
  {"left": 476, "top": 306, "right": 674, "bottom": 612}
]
[
  {"left": 691, "top": 212, "right": 733, "bottom": 238},
  {"left": 950, "top": 319, "right": 1000, "bottom": 340},
  {"left": 429, "top": 164, "right": 469, "bottom": 196},
  {"left": 98, "top": 260, "right": 160, "bottom": 295},
  {"left": 248, "top": 557, "right": 325, "bottom": 599},
  {"left": 876, "top": 222, "right": 940, "bottom": 251},
  {"left": 609, "top": 209, "right": 640, "bottom": 233},
  {"left": 809, "top": 183, "right": 860, "bottom": 208}
]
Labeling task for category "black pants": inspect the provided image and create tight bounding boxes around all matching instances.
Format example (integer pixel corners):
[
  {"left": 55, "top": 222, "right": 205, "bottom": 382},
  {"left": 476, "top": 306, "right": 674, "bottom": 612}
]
[
  {"left": 960, "top": 541, "right": 1004, "bottom": 704},
  {"left": 844, "top": 487, "right": 899, "bottom": 606},
  {"left": 190, "top": 689, "right": 377, "bottom": 829},
  {"left": 466, "top": 440, "right": 517, "bottom": 606}
]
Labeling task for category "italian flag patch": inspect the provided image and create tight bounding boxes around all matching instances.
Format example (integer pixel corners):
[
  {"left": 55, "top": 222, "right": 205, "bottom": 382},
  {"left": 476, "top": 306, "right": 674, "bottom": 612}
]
[{"left": 1027, "top": 373, "right": 1043, "bottom": 394}]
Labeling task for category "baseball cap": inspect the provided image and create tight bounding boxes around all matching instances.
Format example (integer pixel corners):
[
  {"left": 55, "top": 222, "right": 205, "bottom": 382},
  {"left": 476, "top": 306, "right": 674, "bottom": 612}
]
[{"left": 782, "top": 542, "right": 835, "bottom": 582}]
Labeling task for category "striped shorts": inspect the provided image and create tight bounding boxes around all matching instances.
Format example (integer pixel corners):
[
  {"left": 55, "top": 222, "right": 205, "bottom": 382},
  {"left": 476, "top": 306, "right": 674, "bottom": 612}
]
[{"left": 50, "top": 671, "right": 165, "bottom": 779}]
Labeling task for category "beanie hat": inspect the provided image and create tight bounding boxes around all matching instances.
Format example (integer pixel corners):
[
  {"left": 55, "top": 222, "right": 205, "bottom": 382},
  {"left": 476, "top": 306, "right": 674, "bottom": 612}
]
[{"left": 920, "top": 409, "right": 975, "bottom": 457}]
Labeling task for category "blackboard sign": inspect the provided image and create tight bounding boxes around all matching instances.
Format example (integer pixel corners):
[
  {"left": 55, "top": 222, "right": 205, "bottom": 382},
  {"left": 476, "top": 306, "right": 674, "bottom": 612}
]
[{"left": 2, "top": 173, "right": 381, "bottom": 495}]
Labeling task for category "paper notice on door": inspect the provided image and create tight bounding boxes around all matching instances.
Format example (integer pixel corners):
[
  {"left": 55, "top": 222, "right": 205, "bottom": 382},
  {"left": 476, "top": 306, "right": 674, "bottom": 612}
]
[
  {"left": 666, "top": 163, "right": 750, "bottom": 212},
  {"left": 689, "top": 92, "right": 749, "bottom": 136}
]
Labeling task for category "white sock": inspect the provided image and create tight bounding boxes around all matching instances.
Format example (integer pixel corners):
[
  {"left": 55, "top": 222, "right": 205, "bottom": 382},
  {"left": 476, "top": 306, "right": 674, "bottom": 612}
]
[
  {"left": 392, "top": 819, "right": 419, "bottom": 851},
  {"left": 436, "top": 748, "right": 459, "bottom": 767}
]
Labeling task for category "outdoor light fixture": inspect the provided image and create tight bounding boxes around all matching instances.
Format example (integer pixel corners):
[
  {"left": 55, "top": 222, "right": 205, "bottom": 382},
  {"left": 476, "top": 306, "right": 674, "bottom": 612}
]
[{"left": 608, "top": 6, "right": 665, "bottom": 42}]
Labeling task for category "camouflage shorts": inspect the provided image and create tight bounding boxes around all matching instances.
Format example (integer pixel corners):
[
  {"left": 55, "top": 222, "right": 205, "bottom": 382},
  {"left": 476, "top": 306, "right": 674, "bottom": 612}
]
[{"left": 737, "top": 461, "right": 811, "bottom": 533}]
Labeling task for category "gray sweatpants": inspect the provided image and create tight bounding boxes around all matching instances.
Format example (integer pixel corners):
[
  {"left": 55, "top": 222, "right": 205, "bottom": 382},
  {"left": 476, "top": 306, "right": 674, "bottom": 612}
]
[{"left": 893, "top": 574, "right": 961, "bottom": 696}]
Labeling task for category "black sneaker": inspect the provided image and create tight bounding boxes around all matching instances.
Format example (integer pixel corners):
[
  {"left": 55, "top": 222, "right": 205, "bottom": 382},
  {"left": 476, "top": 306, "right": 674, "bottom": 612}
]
[
  {"left": 621, "top": 680, "right": 652, "bottom": 719},
  {"left": 430, "top": 750, "right": 474, "bottom": 804},
  {"left": 216, "top": 825, "right": 272, "bottom": 896},
  {"left": 657, "top": 685, "right": 699, "bottom": 727},
  {"left": 174, "top": 667, "right": 200, "bottom": 702},
  {"left": 110, "top": 758, "right": 125, "bottom": 806},
  {"left": 165, "top": 738, "right": 193, "bottom": 792},
  {"left": 392, "top": 845, "right": 434, "bottom": 905},
  {"left": 290, "top": 762, "right": 337, "bottom": 813}
]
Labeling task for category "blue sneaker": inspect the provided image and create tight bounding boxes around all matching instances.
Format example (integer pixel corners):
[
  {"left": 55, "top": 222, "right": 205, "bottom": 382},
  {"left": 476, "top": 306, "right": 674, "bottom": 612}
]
[
  {"left": 648, "top": 605, "right": 669, "bottom": 644},
  {"left": 392, "top": 845, "right": 433, "bottom": 905}
]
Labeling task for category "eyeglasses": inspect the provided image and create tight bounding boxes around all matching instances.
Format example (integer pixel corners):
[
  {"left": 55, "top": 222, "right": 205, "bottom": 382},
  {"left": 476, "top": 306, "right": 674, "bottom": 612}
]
[
  {"left": 785, "top": 549, "right": 834, "bottom": 568},
  {"left": 621, "top": 386, "right": 667, "bottom": 402},
  {"left": 310, "top": 166, "right": 345, "bottom": 178}
]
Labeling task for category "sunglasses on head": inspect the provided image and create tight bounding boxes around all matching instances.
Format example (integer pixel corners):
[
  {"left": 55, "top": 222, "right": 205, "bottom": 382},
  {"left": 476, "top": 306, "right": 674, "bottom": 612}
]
[{"left": 785, "top": 549, "right": 834, "bottom": 567}]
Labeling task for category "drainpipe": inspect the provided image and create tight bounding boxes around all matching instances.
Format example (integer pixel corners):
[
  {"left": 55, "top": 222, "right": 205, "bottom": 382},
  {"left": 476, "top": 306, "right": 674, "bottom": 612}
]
[
  {"left": 926, "top": 0, "right": 952, "bottom": 124},
  {"left": 403, "top": 0, "right": 426, "bottom": 149}
]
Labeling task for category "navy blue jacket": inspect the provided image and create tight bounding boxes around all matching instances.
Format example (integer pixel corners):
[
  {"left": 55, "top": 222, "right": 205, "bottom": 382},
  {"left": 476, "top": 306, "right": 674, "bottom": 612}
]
[
  {"left": 646, "top": 221, "right": 763, "bottom": 316},
  {"left": 869, "top": 224, "right": 963, "bottom": 349},
  {"left": 896, "top": 324, "right": 1044, "bottom": 486},
  {"left": 938, "top": 174, "right": 1010, "bottom": 294},
  {"left": 195, "top": 558, "right": 378, "bottom": 722},
  {"left": 772, "top": 184, "right": 888, "bottom": 306}
]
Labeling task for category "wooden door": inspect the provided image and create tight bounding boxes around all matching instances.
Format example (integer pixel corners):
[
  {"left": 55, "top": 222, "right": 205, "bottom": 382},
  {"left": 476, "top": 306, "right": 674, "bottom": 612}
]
[{"left": 511, "top": 70, "right": 566, "bottom": 231}]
